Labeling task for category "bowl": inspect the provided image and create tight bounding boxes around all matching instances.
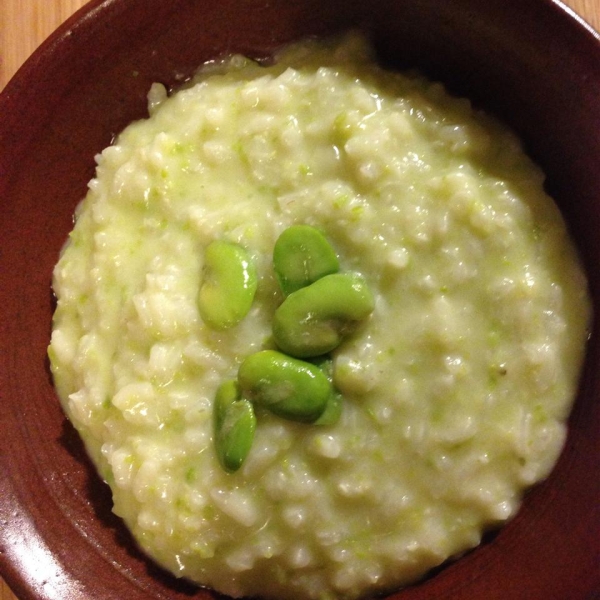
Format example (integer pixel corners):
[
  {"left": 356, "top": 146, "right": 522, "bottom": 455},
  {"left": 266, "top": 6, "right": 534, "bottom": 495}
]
[{"left": 1, "top": 1, "right": 599, "bottom": 599}]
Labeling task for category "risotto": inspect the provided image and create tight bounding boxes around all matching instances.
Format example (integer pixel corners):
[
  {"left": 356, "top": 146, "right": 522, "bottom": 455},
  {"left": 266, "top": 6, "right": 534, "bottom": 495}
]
[{"left": 49, "top": 34, "right": 591, "bottom": 600}]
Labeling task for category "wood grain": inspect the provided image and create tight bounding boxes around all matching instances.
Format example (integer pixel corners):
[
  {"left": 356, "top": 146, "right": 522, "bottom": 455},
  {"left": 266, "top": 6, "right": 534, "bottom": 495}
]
[{"left": 0, "top": 0, "right": 598, "bottom": 598}]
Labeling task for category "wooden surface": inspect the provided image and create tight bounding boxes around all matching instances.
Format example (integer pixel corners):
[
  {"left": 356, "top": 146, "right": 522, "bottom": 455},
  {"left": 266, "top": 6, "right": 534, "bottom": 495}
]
[{"left": 0, "top": 0, "right": 599, "bottom": 598}]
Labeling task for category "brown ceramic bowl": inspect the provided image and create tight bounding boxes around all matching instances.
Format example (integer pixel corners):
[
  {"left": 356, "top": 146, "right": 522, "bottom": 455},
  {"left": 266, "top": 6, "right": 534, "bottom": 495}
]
[{"left": 1, "top": 1, "right": 599, "bottom": 599}]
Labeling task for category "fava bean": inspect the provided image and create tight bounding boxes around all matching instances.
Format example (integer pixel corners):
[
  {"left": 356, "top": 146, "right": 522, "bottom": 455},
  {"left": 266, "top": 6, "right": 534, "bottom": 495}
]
[
  {"left": 213, "top": 379, "right": 257, "bottom": 472},
  {"left": 238, "top": 350, "right": 331, "bottom": 422},
  {"left": 314, "top": 391, "right": 343, "bottom": 425},
  {"left": 273, "top": 225, "right": 339, "bottom": 295},
  {"left": 272, "top": 273, "right": 374, "bottom": 357},
  {"left": 311, "top": 357, "right": 343, "bottom": 426},
  {"left": 198, "top": 240, "right": 257, "bottom": 330}
]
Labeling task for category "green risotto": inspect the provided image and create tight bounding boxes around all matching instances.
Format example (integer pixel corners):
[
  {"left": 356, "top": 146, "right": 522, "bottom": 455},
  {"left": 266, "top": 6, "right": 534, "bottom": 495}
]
[{"left": 49, "top": 34, "right": 591, "bottom": 600}]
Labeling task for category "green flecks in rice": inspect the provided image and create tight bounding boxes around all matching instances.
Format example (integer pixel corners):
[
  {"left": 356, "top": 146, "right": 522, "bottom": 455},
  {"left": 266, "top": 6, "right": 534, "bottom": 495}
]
[{"left": 49, "top": 33, "right": 591, "bottom": 600}]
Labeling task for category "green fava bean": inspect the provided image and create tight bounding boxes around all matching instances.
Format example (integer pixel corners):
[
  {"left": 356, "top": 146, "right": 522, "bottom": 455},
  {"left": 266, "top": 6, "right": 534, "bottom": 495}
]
[
  {"left": 198, "top": 240, "right": 257, "bottom": 330},
  {"left": 238, "top": 350, "right": 331, "bottom": 423},
  {"left": 213, "top": 379, "right": 256, "bottom": 472},
  {"left": 311, "top": 356, "right": 343, "bottom": 426},
  {"left": 314, "top": 390, "right": 343, "bottom": 426},
  {"left": 273, "top": 225, "right": 339, "bottom": 295},
  {"left": 273, "top": 273, "right": 375, "bottom": 358}
]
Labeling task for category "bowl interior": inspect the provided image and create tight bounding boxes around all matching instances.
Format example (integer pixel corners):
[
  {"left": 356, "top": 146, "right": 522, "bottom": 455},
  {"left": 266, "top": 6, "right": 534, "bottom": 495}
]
[{"left": 0, "top": 1, "right": 599, "bottom": 599}]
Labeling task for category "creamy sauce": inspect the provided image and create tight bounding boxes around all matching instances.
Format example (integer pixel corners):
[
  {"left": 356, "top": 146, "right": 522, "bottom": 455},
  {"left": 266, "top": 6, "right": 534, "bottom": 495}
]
[{"left": 49, "top": 34, "right": 591, "bottom": 600}]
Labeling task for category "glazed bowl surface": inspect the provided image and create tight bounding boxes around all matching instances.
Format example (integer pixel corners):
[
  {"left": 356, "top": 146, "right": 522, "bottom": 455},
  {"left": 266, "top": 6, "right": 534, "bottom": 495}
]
[{"left": 0, "top": 1, "right": 599, "bottom": 599}]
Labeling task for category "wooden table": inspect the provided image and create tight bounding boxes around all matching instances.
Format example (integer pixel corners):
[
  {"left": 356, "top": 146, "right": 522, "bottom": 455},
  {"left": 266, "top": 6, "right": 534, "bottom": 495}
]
[{"left": 1, "top": 0, "right": 599, "bottom": 598}]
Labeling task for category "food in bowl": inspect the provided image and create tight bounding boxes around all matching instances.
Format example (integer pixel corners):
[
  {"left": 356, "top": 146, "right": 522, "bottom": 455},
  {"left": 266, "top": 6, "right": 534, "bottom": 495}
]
[{"left": 48, "top": 33, "right": 591, "bottom": 600}]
